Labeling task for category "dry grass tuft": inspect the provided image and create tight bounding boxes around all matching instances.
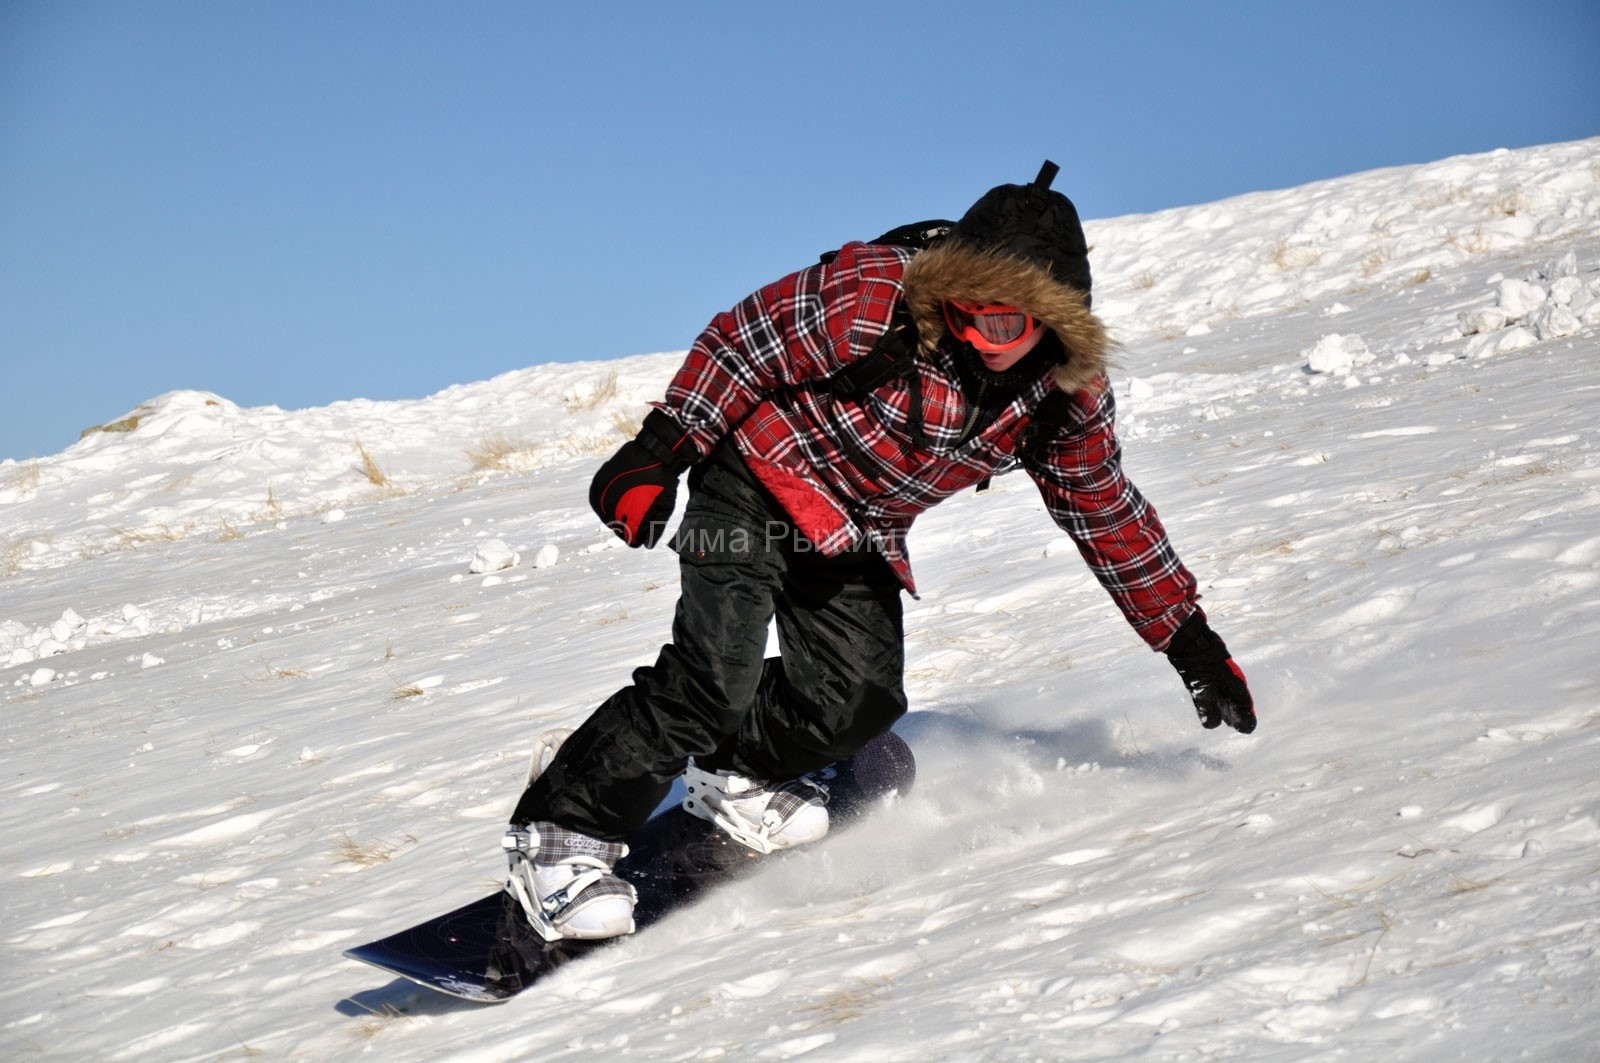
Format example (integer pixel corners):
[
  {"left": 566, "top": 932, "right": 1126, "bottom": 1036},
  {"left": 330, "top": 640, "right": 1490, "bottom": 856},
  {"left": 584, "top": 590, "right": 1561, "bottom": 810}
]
[
  {"left": 391, "top": 683, "right": 427, "bottom": 701},
  {"left": 560, "top": 433, "right": 625, "bottom": 460},
  {"left": 792, "top": 977, "right": 893, "bottom": 1027},
  {"left": 79, "top": 414, "right": 143, "bottom": 439},
  {"left": 1483, "top": 456, "right": 1564, "bottom": 485},
  {"left": 1412, "top": 182, "right": 1473, "bottom": 211},
  {"left": 465, "top": 431, "right": 543, "bottom": 472},
  {"left": 336, "top": 834, "right": 398, "bottom": 868},
  {"left": 609, "top": 408, "right": 646, "bottom": 438},
  {"left": 1447, "top": 873, "right": 1501, "bottom": 895},
  {"left": 2, "top": 539, "right": 30, "bottom": 577},
  {"left": 354, "top": 438, "right": 391, "bottom": 488},
  {"left": 5, "top": 459, "right": 42, "bottom": 493},
  {"left": 108, "top": 525, "right": 186, "bottom": 551},
  {"left": 252, "top": 658, "right": 309, "bottom": 682},
  {"left": 564, "top": 369, "right": 620, "bottom": 412},
  {"left": 1495, "top": 190, "right": 1526, "bottom": 217},
  {"left": 1447, "top": 226, "right": 1490, "bottom": 256},
  {"left": 1269, "top": 240, "right": 1323, "bottom": 272},
  {"left": 345, "top": 999, "right": 412, "bottom": 1039},
  {"left": 2, "top": 532, "right": 56, "bottom": 575},
  {"left": 257, "top": 482, "right": 284, "bottom": 522}
]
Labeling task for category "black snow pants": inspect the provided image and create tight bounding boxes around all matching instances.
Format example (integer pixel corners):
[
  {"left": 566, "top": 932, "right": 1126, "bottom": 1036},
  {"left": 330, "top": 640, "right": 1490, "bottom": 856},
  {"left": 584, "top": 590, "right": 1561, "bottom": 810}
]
[{"left": 511, "top": 445, "right": 908, "bottom": 841}]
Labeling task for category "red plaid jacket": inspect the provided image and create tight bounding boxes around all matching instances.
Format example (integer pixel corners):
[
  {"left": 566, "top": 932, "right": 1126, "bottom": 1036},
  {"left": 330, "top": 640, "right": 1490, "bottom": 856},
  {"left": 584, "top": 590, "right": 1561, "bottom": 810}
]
[{"left": 660, "top": 242, "right": 1197, "bottom": 649}]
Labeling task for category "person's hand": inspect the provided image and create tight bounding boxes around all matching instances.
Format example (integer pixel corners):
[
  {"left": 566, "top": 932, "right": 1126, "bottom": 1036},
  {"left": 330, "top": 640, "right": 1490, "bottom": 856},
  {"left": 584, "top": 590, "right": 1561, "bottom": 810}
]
[
  {"left": 1164, "top": 611, "right": 1255, "bottom": 734},
  {"left": 589, "top": 411, "right": 699, "bottom": 548}
]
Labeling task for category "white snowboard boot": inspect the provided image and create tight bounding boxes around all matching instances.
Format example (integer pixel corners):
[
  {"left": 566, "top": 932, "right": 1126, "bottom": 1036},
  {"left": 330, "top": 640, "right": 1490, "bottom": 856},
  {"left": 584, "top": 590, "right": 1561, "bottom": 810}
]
[
  {"left": 682, "top": 762, "right": 830, "bottom": 854},
  {"left": 503, "top": 822, "right": 637, "bottom": 941},
  {"left": 504, "top": 726, "right": 636, "bottom": 941}
]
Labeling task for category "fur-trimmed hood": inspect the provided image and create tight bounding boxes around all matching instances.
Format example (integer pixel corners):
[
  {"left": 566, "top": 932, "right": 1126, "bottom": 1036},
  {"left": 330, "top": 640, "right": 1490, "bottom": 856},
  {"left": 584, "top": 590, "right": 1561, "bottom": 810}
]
[{"left": 901, "top": 238, "right": 1112, "bottom": 395}]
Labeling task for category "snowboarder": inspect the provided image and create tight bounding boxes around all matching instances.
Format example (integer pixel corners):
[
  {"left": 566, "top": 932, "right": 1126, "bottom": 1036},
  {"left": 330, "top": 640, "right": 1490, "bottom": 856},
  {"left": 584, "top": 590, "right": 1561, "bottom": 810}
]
[{"left": 503, "top": 163, "right": 1255, "bottom": 941}]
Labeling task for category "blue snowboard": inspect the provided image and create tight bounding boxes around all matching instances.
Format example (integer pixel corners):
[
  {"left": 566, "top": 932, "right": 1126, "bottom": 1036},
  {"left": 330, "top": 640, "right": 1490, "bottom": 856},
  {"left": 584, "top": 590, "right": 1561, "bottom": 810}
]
[{"left": 343, "top": 731, "right": 915, "bottom": 1003}]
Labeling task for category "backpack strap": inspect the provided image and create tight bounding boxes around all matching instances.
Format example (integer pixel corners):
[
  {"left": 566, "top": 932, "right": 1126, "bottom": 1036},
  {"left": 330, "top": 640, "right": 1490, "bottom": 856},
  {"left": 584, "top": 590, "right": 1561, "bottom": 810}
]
[
  {"left": 821, "top": 304, "right": 927, "bottom": 450},
  {"left": 824, "top": 304, "right": 919, "bottom": 394},
  {"left": 818, "top": 219, "right": 955, "bottom": 265},
  {"left": 819, "top": 217, "right": 952, "bottom": 395},
  {"left": 975, "top": 385, "right": 1077, "bottom": 494},
  {"left": 1025, "top": 160, "right": 1060, "bottom": 212},
  {"left": 812, "top": 219, "right": 955, "bottom": 449},
  {"left": 1018, "top": 387, "right": 1078, "bottom": 461}
]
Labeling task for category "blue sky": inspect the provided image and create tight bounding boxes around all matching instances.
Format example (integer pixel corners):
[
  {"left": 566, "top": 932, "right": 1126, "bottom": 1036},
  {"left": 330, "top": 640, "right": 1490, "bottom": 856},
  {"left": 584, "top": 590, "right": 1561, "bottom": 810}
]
[{"left": 2, "top": 1, "right": 1596, "bottom": 462}]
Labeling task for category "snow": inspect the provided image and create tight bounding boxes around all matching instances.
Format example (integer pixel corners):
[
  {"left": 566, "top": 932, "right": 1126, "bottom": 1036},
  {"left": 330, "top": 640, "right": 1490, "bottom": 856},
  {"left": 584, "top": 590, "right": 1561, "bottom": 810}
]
[{"left": 3, "top": 137, "right": 1599, "bottom": 1060}]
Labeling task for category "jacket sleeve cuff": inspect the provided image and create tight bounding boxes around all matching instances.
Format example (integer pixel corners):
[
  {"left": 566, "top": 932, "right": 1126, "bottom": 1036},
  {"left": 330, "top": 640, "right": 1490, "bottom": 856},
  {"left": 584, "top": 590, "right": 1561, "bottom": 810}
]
[
  {"left": 1145, "top": 604, "right": 1203, "bottom": 653},
  {"left": 636, "top": 409, "right": 704, "bottom": 474}
]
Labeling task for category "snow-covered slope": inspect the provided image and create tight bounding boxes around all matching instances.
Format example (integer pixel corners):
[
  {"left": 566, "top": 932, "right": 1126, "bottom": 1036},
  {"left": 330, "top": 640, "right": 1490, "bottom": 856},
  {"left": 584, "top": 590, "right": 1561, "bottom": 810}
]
[{"left": 3, "top": 138, "right": 1598, "bottom": 1061}]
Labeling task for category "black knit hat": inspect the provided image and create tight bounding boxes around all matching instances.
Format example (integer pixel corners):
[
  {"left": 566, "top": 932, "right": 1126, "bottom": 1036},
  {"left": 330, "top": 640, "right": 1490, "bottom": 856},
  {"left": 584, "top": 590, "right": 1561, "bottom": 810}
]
[{"left": 949, "top": 161, "right": 1092, "bottom": 302}]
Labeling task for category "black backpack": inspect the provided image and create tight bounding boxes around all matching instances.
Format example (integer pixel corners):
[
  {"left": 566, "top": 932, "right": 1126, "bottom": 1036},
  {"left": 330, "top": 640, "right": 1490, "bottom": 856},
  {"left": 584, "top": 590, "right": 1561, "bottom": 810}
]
[
  {"left": 818, "top": 220, "right": 954, "bottom": 400},
  {"left": 818, "top": 219, "right": 957, "bottom": 266}
]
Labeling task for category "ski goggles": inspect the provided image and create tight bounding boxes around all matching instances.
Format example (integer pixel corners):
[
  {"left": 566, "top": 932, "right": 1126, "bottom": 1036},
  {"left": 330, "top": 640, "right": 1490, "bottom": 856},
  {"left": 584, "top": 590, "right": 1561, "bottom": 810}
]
[{"left": 941, "top": 300, "right": 1040, "bottom": 354}]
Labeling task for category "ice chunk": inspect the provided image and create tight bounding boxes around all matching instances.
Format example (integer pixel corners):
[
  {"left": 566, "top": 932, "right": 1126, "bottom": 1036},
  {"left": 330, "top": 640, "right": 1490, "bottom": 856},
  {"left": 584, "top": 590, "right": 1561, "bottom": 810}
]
[
  {"left": 469, "top": 539, "right": 521, "bottom": 574},
  {"left": 1533, "top": 305, "right": 1581, "bottom": 341},
  {"left": 1496, "top": 278, "right": 1547, "bottom": 319},
  {"left": 1304, "top": 333, "right": 1372, "bottom": 374},
  {"left": 1549, "top": 276, "right": 1585, "bottom": 306},
  {"left": 1457, "top": 307, "right": 1509, "bottom": 335}
]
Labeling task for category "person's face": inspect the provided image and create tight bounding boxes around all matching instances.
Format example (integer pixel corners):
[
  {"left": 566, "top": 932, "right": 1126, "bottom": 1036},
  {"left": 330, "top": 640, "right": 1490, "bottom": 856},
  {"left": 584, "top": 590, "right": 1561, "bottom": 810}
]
[
  {"left": 973, "top": 325, "right": 1045, "bottom": 372},
  {"left": 943, "top": 300, "right": 1047, "bottom": 372}
]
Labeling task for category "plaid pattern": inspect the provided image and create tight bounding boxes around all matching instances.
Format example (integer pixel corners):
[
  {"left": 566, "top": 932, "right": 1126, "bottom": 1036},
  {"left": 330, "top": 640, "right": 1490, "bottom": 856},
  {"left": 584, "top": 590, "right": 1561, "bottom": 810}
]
[
  {"left": 762, "top": 774, "right": 830, "bottom": 827},
  {"left": 684, "top": 763, "right": 831, "bottom": 847},
  {"left": 661, "top": 243, "right": 1196, "bottom": 650},
  {"left": 1025, "top": 385, "right": 1197, "bottom": 649},
  {"left": 546, "top": 872, "right": 636, "bottom": 908},
  {"left": 524, "top": 822, "right": 628, "bottom": 867},
  {"left": 505, "top": 824, "right": 636, "bottom": 918}
]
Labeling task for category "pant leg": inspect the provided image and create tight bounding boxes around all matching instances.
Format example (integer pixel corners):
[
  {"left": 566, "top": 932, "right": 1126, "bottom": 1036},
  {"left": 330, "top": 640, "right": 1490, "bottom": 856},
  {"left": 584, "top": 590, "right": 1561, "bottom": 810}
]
[
  {"left": 710, "top": 550, "right": 908, "bottom": 783},
  {"left": 510, "top": 456, "right": 785, "bottom": 840}
]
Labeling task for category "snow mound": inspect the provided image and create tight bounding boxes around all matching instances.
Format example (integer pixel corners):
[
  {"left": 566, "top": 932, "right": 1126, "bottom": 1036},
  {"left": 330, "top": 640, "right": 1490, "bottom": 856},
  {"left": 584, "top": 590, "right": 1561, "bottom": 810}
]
[{"left": 4, "top": 137, "right": 1600, "bottom": 1060}]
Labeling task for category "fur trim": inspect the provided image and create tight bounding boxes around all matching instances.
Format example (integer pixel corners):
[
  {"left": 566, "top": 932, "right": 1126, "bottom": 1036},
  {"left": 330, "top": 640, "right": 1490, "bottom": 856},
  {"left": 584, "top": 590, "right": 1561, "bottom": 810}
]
[{"left": 902, "top": 240, "right": 1112, "bottom": 394}]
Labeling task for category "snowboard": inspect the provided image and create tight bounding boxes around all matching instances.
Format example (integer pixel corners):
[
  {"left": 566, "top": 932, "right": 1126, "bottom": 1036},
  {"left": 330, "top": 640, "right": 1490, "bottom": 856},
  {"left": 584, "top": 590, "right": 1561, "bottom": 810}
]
[{"left": 343, "top": 730, "right": 915, "bottom": 1003}]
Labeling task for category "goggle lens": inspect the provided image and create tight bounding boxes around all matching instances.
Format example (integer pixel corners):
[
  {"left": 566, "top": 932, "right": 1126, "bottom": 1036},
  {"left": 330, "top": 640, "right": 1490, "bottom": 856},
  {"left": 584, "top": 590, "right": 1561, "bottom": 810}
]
[{"left": 942, "top": 300, "right": 1039, "bottom": 353}]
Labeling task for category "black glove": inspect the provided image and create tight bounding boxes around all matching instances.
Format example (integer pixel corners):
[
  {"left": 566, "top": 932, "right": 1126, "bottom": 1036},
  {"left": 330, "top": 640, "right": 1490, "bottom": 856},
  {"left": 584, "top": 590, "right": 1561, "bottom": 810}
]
[
  {"left": 1164, "top": 611, "right": 1256, "bottom": 734},
  {"left": 589, "top": 410, "right": 700, "bottom": 548}
]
